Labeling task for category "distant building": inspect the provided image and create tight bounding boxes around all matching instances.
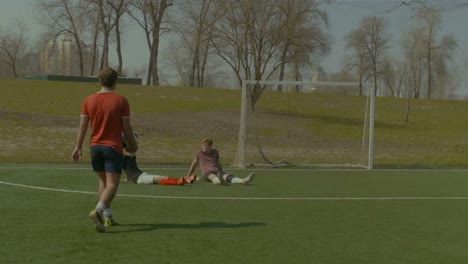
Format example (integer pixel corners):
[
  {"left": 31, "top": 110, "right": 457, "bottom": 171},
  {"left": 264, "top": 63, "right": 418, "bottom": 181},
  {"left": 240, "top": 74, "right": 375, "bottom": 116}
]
[
  {"left": 40, "top": 34, "right": 97, "bottom": 76},
  {"left": 303, "top": 65, "right": 328, "bottom": 93},
  {"left": 279, "top": 65, "right": 328, "bottom": 93}
]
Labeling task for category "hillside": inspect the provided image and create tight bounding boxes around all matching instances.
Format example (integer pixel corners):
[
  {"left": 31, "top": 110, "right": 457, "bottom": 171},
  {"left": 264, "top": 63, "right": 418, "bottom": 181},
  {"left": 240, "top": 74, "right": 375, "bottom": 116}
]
[{"left": 1, "top": 79, "right": 467, "bottom": 168}]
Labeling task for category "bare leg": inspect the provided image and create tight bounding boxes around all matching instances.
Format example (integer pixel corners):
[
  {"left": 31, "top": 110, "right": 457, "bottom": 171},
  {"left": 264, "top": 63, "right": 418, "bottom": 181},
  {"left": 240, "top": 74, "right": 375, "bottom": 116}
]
[
  {"left": 97, "top": 172, "right": 106, "bottom": 200},
  {"left": 98, "top": 172, "right": 121, "bottom": 208}
]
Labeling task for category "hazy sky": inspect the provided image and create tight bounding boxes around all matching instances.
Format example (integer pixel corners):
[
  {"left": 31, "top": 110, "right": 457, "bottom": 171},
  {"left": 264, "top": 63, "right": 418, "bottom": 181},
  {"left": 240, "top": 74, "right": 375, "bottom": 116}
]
[{"left": 1, "top": 0, "right": 467, "bottom": 91}]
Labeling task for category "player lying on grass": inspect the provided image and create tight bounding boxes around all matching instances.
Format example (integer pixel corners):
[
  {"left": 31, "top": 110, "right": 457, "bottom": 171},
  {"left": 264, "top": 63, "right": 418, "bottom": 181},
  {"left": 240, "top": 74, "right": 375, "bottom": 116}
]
[
  {"left": 186, "top": 138, "right": 255, "bottom": 185},
  {"left": 121, "top": 132, "right": 197, "bottom": 187},
  {"left": 123, "top": 149, "right": 197, "bottom": 185}
]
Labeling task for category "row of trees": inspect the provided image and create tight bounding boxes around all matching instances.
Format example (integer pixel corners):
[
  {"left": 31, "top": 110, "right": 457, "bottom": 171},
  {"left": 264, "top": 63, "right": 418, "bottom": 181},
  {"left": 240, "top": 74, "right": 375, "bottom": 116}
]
[
  {"left": 344, "top": 7, "right": 457, "bottom": 101},
  {"left": 0, "top": 0, "right": 462, "bottom": 102}
]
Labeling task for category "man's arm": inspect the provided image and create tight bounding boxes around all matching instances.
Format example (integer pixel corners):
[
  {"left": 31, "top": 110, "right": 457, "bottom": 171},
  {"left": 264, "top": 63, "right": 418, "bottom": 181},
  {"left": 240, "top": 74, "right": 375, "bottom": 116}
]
[
  {"left": 122, "top": 118, "right": 138, "bottom": 153},
  {"left": 187, "top": 157, "right": 199, "bottom": 177},
  {"left": 71, "top": 115, "right": 89, "bottom": 162},
  {"left": 216, "top": 150, "right": 223, "bottom": 173}
]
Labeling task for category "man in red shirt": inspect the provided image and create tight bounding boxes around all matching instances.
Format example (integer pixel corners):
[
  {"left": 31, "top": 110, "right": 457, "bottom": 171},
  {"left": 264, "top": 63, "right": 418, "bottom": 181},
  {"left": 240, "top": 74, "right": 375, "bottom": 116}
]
[
  {"left": 186, "top": 138, "right": 255, "bottom": 185},
  {"left": 71, "top": 68, "right": 138, "bottom": 233}
]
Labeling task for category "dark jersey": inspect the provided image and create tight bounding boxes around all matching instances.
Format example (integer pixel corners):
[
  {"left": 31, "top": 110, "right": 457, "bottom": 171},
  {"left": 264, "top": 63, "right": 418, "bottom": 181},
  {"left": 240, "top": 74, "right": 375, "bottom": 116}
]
[{"left": 122, "top": 155, "right": 143, "bottom": 183}]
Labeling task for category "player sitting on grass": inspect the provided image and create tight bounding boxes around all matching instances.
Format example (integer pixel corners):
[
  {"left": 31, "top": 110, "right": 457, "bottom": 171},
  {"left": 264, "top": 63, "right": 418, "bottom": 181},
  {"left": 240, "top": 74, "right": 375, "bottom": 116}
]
[{"left": 186, "top": 138, "right": 255, "bottom": 185}]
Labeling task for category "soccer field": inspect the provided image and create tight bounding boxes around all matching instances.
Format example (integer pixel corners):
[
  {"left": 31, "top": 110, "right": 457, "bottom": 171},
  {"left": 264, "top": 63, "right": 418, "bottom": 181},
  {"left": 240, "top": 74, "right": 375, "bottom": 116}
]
[{"left": 1, "top": 165, "right": 468, "bottom": 264}]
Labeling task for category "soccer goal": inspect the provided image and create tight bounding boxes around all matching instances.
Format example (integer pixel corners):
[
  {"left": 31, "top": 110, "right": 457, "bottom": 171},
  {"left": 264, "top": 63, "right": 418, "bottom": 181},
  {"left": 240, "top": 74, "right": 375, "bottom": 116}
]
[{"left": 233, "top": 80, "right": 375, "bottom": 169}]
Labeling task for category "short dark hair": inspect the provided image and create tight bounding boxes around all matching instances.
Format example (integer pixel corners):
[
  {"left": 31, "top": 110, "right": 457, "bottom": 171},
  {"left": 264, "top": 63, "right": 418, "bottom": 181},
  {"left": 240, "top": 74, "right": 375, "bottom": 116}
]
[{"left": 99, "top": 68, "right": 118, "bottom": 88}]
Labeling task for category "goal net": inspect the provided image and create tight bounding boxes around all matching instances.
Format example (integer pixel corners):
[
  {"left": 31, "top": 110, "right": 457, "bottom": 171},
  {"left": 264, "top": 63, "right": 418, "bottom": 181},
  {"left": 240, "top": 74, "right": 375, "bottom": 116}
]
[{"left": 233, "top": 80, "right": 375, "bottom": 169}]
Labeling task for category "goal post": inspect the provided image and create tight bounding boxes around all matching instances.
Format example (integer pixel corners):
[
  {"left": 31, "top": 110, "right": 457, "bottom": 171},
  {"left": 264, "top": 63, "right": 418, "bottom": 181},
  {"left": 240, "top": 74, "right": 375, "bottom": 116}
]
[{"left": 233, "top": 80, "right": 375, "bottom": 169}]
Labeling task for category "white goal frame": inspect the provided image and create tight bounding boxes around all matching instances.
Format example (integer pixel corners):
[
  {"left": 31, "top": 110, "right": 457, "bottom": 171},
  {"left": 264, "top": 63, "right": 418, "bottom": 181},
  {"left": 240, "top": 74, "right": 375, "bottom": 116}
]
[{"left": 234, "top": 80, "right": 375, "bottom": 169}]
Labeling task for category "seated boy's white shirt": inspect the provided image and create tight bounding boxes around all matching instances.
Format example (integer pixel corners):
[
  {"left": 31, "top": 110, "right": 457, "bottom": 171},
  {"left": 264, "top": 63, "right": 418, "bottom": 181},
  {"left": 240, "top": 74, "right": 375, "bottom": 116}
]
[{"left": 137, "top": 172, "right": 156, "bottom": 184}]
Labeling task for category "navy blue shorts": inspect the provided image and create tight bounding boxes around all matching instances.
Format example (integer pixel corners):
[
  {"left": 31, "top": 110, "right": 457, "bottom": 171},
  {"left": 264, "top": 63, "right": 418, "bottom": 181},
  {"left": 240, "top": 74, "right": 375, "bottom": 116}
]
[{"left": 90, "top": 145, "right": 123, "bottom": 174}]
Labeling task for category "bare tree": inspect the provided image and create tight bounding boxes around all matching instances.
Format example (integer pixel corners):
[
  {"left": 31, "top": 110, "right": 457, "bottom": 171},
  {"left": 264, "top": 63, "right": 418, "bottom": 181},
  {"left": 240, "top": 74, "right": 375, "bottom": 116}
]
[
  {"left": 128, "top": 0, "right": 173, "bottom": 85},
  {"left": 431, "top": 35, "right": 457, "bottom": 99},
  {"left": 88, "top": 7, "right": 101, "bottom": 76},
  {"left": 106, "top": 0, "right": 132, "bottom": 74},
  {"left": 399, "top": 7, "right": 458, "bottom": 100},
  {"left": 416, "top": 7, "right": 457, "bottom": 99},
  {"left": 93, "top": 0, "right": 115, "bottom": 70},
  {"left": 381, "top": 59, "right": 407, "bottom": 98},
  {"left": 212, "top": 0, "right": 290, "bottom": 110},
  {"left": 38, "top": 0, "right": 91, "bottom": 76},
  {"left": 349, "top": 16, "right": 389, "bottom": 95},
  {"left": 171, "top": 0, "right": 223, "bottom": 87},
  {"left": 0, "top": 19, "right": 28, "bottom": 78},
  {"left": 276, "top": 0, "right": 330, "bottom": 92},
  {"left": 402, "top": 27, "right": 425, "bottom": 98},
  {"left": 417, "top": 7, "right": 438, "bottom": 99},
  {"left": 345, "top": 28, "right": 371, "bottom": 96}
]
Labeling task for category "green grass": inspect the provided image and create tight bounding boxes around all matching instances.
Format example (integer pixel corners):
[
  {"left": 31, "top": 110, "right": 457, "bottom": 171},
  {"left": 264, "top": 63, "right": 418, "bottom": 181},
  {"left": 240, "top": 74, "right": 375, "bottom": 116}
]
[
  {"left": 0, "top": 79, "right": 240, "bottom": 115},
  {"left": 1, "top": 79, "right": 468, "bottom": 167},
  {"left": 2, "top": 166, "right": 468, "bottom": 263}
]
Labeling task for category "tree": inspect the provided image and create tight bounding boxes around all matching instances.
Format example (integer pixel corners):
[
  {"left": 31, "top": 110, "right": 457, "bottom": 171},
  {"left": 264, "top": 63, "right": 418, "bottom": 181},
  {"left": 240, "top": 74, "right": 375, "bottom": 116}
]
[
  {"left": 171, "top": 0, "right": 222, "bottom": 87},
  {"left": 93, "top": 0, "right": 115, "bottom": 71},
  {"left": 399, "top": 7, "right": 458, "bottom": 100},
  {"left": 350, "top": 16, "right": 389, "bottom": 95},
  {"left": 276, "top": 0, "right": 330, "bottom": 92},
  {"left": 94, "top": 0, "right": 131, "bottom": 75},
  {"left": 345, "top": 28, "right": 371, "bottom": 96},
  {"left": 380, "top": 59, "right": 407, "bottom": 98},
  {"left": 429, "top": 34, "right": 457, "bottom": 99},
  {"left": 128, "top": 0, "right": 173, "bottom": 85},
  {"left": 417, "top": 7, "right": 438, "bottom": 99},
  {"left": 416, "top": 7, "right": 457, "bottom": 99},
  {"left": 0, "top": 19, "right": 28, "bottom": 78},
  {"left": 88, "top": 6, "right": 101, "bottom": 76},
  {"left": 402, "top": 27, "right": 425, "bottom": 99},
  {"left": 38, "top": 0, "right": 91, "bottom": 76},
  {"left": 212, "top": 0, "right": 291, "bottom": 110}
]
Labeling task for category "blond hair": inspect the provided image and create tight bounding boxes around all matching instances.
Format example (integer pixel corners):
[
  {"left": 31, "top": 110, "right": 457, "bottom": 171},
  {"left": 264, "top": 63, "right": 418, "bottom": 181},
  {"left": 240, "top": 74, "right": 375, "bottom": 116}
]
[{"left": 202, "top": 138, "right": 213, "bottom": 145}]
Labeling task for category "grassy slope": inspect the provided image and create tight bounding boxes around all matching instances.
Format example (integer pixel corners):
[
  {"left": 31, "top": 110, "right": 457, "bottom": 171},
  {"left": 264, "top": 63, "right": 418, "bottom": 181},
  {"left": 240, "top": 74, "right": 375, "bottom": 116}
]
[{"left": 1, "top": 79, "right": 467, "bottom": 167}]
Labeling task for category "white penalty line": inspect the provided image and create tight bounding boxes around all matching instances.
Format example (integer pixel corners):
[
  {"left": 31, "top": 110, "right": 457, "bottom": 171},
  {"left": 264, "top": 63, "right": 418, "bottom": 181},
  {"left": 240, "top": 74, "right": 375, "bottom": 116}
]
[{"left": 1, "top": 180, "right": 468, "bottom": 201}]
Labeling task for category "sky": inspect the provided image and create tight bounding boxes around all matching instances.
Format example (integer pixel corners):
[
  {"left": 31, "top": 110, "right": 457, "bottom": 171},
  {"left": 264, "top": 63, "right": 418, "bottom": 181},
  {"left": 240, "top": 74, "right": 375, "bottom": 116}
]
[{"left": 1, "top": 0, "right": 468, "bottom": 93}]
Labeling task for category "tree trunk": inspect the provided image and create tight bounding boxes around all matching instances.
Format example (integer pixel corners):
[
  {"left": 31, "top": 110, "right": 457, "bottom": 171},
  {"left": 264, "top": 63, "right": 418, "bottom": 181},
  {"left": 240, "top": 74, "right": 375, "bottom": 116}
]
[{"left": 115, "top": 19, "right": 123, "bottom": 75}]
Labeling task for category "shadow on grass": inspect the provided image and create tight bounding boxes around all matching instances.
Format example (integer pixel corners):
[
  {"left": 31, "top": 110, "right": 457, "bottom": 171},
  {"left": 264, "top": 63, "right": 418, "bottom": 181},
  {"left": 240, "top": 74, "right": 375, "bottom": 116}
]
[{"left": 108, "top": 221, "right": 267, "bottom": 233}]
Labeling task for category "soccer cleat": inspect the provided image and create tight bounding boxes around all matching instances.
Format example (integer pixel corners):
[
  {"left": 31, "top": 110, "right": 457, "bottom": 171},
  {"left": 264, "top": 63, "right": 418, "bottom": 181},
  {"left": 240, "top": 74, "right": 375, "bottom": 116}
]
[
  {"left": 185, "top": 174, "right": 197, "bottom": 184},
  {"left": 242, "top": 172, "right": 256, "bottom": 185},
  {"left": 89, "top": 210, "right": 105, "bottom": 233},
  {"left": 177, "top": 177, "right": 185, "bottom": 185},
  {"left": 104, "top": 217, "right": 118, "bottom": 227}
]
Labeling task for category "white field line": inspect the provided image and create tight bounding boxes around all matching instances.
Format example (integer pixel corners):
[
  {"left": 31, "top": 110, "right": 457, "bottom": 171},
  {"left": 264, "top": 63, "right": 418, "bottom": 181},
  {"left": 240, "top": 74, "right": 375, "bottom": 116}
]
[
  {"left": 1, "top": 180, "right": 468, "bottom": 201},
  {"left": 0, "top": 166, "right": 468, "bottom": 172}
]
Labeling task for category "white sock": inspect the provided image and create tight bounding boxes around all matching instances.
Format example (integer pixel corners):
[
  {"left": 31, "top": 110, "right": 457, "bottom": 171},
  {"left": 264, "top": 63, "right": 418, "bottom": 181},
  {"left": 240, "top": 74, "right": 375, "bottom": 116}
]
[
  {"left": 231, "top": 177, "right": 243, "bottom": 184},
  {"left": 212, "top": 177, "right": 221, "bottom": 184},
  {"left": 103, "top": 208, "right": 113, "bottom": 219},
  {"left": 96, "top": 201, "right": 106, "bottom": 214}
]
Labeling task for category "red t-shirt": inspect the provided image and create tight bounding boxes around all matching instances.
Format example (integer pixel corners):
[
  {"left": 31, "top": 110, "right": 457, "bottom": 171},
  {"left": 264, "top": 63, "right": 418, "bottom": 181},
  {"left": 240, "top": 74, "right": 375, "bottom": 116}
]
[{"left": 81, "top": 92, "right": 130, "bottom": 154}]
